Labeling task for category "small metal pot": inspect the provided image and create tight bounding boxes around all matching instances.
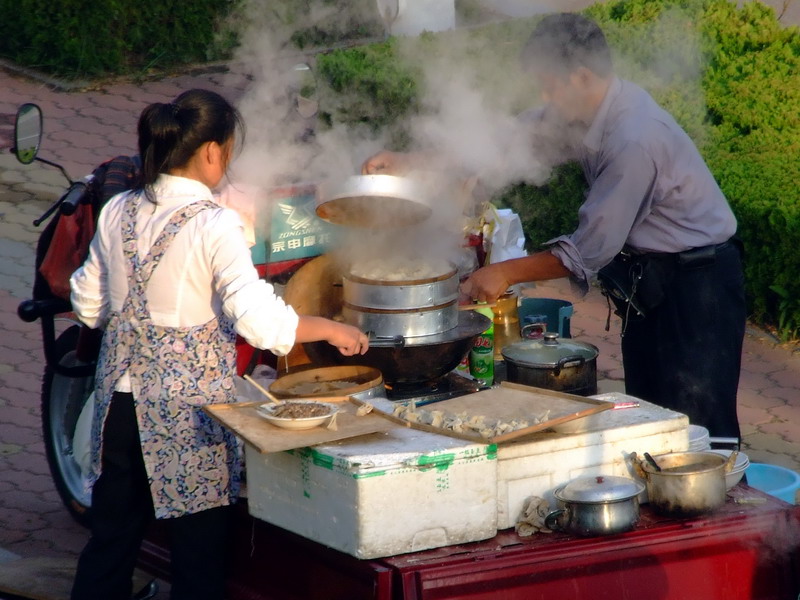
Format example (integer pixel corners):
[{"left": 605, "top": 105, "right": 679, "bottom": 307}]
[
  {"left": 501, "top": 332, "right": 598, "bottom": 396},
  {"left": 632, "top": 451, "right": 737, "bottom": 517},
  {"left": 545, "top": 475, "right": 645, "bottom": 536}
]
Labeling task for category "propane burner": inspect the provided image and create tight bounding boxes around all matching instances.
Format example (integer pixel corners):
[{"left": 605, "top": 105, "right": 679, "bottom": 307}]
[{"left": 385, "top": 372, "right": 484, "bottom": 406}]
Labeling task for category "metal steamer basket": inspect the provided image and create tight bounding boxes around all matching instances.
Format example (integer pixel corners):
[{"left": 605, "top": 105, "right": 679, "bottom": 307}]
[{"left": 342, "top": 268, "right": 459, "bottom": 338}]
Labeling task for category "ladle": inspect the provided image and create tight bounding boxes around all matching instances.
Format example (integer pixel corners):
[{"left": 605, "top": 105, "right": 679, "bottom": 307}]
[
  {"left": 243, "top": 374, "right": 282, "bottom": 405},
  {"left": 643, "top": 452, "right": 662, "bottom": 472}
]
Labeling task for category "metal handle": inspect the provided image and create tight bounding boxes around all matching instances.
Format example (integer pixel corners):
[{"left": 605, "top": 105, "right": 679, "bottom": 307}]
[
  {"left": 521, "top": 323, "right": 546, "bottom": 339},
  {"left": 554, "top": 355, "right": 585, "bottom": 376},
  {"left": 709, "top": 436, "right": 740, "bottom": 449},
  {"left": 366, "top": 333, "right": 405, "bottom": 348},
  {"left": 544, "top": 508, "right": 566, "bottom": 532}
]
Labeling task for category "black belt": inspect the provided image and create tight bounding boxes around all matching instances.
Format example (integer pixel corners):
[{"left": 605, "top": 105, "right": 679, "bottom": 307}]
[{"left": 633, "top": 239, "right": 737, "bottom": 270}]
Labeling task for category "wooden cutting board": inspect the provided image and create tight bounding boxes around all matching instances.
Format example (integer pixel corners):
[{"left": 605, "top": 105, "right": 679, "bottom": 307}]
[
  {"left": 352, "top": 381, "right": 614, "bottom": 445},
  {"left": 203, "top": 396, "right": 395, "bottom": 454}
]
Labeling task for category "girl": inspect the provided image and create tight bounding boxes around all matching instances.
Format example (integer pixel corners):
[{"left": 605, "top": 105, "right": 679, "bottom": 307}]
[{"left": 69, "top": 88, "right": 368, "bottom": 600}]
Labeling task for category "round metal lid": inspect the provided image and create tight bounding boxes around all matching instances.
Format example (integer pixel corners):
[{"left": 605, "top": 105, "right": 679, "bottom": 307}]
[
  {"left": 554, "top": 475, "right": 645, "bottom": 503},
  {"left": 316, "top": 175, "right": 433, "bottom": 228},
  {"left": 500, "top": 332, "right": 598, "bottom": 367}
]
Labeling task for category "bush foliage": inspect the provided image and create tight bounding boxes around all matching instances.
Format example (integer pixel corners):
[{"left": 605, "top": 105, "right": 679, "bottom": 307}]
[{"left": 0, "top": 0, "right": 237, "bottom": 77}]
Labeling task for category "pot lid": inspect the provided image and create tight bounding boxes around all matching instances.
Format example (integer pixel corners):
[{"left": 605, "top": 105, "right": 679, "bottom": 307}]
[
  {"left": 316, "top": 175, "right": 433, "bottom": 228},
  {"left": 555, "top": 475, "right": 645, "bottom": 503},
  {"left": 501, "top": 332, "right": 598, "bottom": 367}
]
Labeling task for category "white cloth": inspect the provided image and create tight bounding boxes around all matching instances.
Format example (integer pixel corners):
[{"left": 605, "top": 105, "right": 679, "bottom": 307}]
[{"left": 70, "top": 174, "right": 299, "bottom": 392}]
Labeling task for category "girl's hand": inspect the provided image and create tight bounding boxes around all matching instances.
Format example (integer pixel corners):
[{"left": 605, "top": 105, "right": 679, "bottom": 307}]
[{"left": 328, "top": 323, "right": 370, "bottom": 356}]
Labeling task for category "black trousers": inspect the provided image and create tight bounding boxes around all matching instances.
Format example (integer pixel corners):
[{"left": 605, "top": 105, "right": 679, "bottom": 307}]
[
  {"left": 71, "top": 392, "right": 232, "bottom": 600},
  {"left": 621, "top": 241, "right": 746, "bottom": 439}
]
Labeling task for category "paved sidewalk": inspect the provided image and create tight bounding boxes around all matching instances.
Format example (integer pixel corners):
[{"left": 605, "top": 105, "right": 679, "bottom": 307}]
[{"left": 1, "top": 60, "right": 799, "bottom": 599}]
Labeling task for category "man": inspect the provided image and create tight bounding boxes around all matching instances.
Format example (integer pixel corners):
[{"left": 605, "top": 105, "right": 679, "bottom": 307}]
[{"left": 363, "top": 13, "right": 746, "bottom": 439}]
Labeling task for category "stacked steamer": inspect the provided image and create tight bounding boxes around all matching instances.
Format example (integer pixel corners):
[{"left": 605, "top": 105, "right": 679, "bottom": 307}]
[
  {"left": 342, "top": 256, "right": 459, "bottom": 340},
  {"left": 302, "top": 174, "right": 491, "bottom": 384}
]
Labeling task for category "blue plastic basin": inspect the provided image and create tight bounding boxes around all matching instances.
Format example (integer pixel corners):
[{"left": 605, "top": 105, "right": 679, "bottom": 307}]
[{"left": 745, "top": 463, "right": 800, "bottom": 504}]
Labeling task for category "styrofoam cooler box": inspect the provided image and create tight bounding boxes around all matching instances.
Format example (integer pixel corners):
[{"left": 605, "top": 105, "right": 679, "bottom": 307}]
[
  {"left": 246, "top": 426, "right": 498, "bottom": 559},
  {"left": 496, "top": 393, "right": 689, "bottom": 529}
]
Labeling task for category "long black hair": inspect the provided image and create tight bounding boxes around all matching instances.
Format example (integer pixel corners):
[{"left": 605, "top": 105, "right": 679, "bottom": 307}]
[{"left": 135, "top": 88, "right": 245, "bottom": 204}]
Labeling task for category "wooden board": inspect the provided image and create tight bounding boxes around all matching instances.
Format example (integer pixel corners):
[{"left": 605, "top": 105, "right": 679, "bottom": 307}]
[
  {"left": 203, "top": 396, "right": 395, "bottom": 454},
  {"left": 352, "top": 381, "right": 614, "bottom": 445}
]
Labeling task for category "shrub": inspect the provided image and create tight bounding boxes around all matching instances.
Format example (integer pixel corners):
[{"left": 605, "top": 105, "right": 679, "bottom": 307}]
[{"left": 0, "top": 0, "right": 237, "bottom": 78}]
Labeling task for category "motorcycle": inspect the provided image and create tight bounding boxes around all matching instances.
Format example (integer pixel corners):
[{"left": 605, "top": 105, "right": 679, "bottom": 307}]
[{"left": 14, "top": 102, "right": 142, "bottom": 526}]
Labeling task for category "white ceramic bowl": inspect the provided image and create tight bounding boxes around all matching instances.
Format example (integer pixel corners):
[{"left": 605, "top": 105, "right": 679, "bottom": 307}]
[{"left": 257, "top": 401, "right": 338, "bottom": 431}]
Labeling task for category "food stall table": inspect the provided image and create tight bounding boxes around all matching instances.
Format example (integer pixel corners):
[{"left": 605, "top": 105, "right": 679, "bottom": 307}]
[{"left": 139, "top": 485, "right": 800, "bottom": 599}]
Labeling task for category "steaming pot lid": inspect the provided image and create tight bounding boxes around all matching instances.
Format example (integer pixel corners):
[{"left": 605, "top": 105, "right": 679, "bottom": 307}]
[
  {"left": 555, "top": 475, "right": 645, "bottom": 504},
  {"left": 316, "top": 174, "right": 433, "bottom": 228},
  {"left": 501, "top": 332, "right": 598, "bottom": 368}
]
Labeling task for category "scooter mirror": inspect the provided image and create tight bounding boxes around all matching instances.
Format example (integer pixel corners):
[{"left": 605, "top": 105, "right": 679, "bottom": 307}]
[
  {"left": 14, "top": 103, "right": 43, "bottom": 165},
  {"left": 290, "top": 63, "right": 319, "bottom": 119}
]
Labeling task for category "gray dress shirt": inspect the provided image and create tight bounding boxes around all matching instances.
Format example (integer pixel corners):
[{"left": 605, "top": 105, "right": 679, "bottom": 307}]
[{"left": 525, "top": 77, "right": 737, "bottom": 283}]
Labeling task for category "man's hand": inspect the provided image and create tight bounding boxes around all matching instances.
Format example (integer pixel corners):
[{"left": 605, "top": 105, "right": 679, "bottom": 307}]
[
  {"left": 459, "top": 264, "right": 511, "bottom": 304},
  {"left": 361, "top": 150, "right": 410, "bottom": 175},
  {"left": 459, "top": 252, "right": 572, "bottom": 303}
]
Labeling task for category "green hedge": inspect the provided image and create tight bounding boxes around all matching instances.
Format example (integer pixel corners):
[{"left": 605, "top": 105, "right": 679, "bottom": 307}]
[
  {"left": 0, "top": 0, "right": 237, "bottom": 77},
  {"left": 312, "top": 0, "right": 800, "bottom": 339}
]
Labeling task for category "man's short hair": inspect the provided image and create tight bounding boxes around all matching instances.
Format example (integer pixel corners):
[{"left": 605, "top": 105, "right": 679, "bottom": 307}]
[{"left": 520, "top": 13, "right": 613, "bottom": 78}]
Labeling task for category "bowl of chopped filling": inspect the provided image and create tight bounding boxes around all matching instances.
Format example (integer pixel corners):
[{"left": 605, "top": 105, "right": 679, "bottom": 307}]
[{"left": 257, "top": 401, "right": 338, "bottom": 431}]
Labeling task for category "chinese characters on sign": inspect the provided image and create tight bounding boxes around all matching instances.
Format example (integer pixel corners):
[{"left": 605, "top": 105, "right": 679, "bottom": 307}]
[{"left": 268, "top": 189, "right": 335, "bottom": 263}]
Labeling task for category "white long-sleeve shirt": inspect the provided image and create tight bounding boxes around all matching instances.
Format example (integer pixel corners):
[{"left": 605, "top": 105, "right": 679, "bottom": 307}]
[{"left": 70, "top": 174, "right": 299, "bottom": 390}]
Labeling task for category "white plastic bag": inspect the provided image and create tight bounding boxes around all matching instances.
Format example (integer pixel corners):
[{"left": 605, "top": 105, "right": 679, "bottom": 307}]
[{"left": 484, "top": 205, "right": 527, "bottom": 264}]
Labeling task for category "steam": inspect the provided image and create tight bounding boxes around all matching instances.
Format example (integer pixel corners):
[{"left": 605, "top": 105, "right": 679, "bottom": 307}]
[
  {"left": 397, "top": 40, "right": 553, "bottom": 192},
  {"left": 224, "top": 2, "right": 710, "bottom": 264}
]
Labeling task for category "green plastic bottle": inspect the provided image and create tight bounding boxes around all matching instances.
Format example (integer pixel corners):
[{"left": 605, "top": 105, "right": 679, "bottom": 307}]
[{"left": 469, "top": 305, "right": 495, "bottom": 386}]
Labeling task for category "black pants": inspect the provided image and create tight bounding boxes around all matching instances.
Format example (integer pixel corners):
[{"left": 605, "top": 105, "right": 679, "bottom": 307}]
[
  {"left": 71, "top": 392, "right": 232, "bottom": 600},
  {"left": 621, "top": 241, "right": 746, "bottom": 439}
]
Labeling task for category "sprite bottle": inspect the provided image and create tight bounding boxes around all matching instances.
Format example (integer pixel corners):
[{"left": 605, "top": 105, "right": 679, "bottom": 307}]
[{"left": 469, "top": 305, "right": 494, "bottom": 386}]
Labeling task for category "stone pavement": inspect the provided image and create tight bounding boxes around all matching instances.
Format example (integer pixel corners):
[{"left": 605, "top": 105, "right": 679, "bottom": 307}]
[{"left": 1, "top": 58, "right": 800, "bottom": 599}]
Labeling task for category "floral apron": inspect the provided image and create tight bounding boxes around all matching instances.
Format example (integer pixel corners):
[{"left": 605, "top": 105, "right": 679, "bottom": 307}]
[{"left": 89, "top": 193, "right": 242, "bottom": 519}]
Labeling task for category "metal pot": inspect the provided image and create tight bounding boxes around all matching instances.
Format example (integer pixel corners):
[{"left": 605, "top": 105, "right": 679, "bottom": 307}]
[
  {"left": 501, "top": 332, "right": 598, "bottom": 396},
  {"left": 632, "top": 451, "right": 737, "bottom": 517},
  {"left": 545, "top": 475, "right": 645, "bottom": 536}
]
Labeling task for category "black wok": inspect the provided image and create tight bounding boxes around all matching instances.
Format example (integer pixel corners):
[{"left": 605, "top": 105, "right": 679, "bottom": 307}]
[{"left": 304, "top": 310, "right": 490, "bottom": 383}]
